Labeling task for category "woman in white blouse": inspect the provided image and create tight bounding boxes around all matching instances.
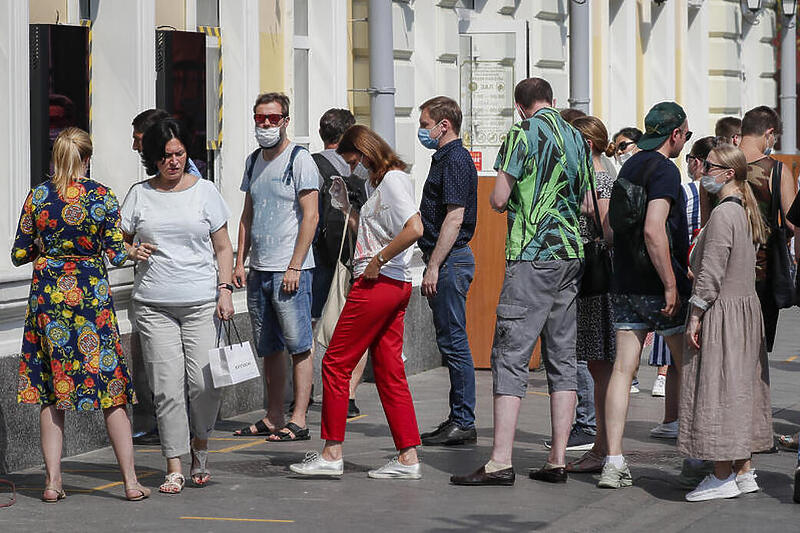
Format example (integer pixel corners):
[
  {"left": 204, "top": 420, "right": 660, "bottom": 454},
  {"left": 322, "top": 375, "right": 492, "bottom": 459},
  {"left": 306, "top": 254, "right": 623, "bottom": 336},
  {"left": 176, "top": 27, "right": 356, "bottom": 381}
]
[{"left": 290, "top": 125, "right": 424, "bottom": 479}]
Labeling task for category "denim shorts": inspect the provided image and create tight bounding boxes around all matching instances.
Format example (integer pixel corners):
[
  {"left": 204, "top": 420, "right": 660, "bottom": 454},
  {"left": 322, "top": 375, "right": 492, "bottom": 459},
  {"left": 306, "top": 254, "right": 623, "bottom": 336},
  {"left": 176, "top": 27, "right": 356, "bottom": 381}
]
[
  {"left": 611, "top": 293, "right": 688, "bottom": 337},
  {"left": 246, "top": 269, "right": 313, "bottom": 356}
]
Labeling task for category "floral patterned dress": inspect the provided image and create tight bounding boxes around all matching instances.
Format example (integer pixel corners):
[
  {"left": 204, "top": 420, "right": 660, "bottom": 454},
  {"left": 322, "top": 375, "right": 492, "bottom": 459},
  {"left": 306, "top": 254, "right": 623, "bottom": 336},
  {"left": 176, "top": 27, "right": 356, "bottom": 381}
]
[{"left": 12, "top": 178, "right": 137, "bottom": 410}]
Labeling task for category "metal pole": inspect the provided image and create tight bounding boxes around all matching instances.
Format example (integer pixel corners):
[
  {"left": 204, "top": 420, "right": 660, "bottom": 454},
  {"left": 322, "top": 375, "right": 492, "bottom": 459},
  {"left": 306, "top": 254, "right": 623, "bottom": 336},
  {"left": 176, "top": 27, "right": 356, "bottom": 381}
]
[
  {"left": 568, "top": 0, "right": 590, "bottom": 113},
  {"left": 368, "top": 0, "right": 396, "bottom": 148},
  {"left": 780, "top": 12, "right": 797, "bottom": 154}
]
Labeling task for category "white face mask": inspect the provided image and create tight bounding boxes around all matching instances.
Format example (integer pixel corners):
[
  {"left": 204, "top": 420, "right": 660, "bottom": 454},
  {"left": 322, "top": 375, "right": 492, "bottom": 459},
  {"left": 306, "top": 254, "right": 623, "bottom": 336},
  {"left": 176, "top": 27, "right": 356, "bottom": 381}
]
[
  {"left": 701, "top": 174, "right": 725, "bottom": 195},
  {"left": 616, "top": 151, "right": 633, "bottom": 166},
  {"left": 255, "top": 126, "right": 281, "bottom": 148}
]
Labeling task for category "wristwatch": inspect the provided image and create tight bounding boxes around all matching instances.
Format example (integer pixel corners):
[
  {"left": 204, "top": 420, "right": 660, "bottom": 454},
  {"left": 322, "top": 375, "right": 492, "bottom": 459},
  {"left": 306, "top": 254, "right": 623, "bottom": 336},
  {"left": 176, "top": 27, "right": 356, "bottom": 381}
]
[
  {"left": 217, "top": 283, "right": 234, "bottom": 292},
  {"left": 377, "top": 251, "right": 387, "bottom": 265}
]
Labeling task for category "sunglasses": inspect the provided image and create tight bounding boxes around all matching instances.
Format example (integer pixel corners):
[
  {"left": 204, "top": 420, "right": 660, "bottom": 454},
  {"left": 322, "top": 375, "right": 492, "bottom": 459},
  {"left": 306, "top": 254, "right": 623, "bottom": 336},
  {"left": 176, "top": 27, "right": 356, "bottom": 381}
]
[
  {"left": 682, "top": 130, "right": 693, "bottom": 141},
  {"left": 702, "top": 160, "right": 731, "bottom": 173},
  {"left": 254, "top": 113, "right": 287, "bottom": 126},
  {"left": 617, "top": 140, "right": 636, "bottom": 152}
]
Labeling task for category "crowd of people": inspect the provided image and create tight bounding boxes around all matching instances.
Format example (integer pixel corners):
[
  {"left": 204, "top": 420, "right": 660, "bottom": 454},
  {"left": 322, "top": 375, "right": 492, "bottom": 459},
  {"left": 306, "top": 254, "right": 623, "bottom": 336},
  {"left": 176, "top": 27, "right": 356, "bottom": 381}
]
[{"left": 11, "top": 75, "right": 800, "bottom": 504}]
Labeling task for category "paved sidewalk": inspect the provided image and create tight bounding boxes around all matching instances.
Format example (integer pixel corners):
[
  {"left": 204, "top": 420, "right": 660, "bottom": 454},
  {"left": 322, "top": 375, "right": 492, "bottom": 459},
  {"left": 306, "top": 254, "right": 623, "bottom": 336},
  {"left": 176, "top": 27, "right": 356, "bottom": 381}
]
[{"left": 3, "top": 309, "right": 800, "bottom": 532}]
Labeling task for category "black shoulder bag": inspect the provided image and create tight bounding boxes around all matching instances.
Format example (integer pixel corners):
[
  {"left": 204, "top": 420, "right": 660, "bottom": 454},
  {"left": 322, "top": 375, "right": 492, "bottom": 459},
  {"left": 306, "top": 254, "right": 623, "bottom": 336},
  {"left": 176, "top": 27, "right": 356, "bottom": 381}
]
[
  {"left": 767, "top": 160, "right": 795, "bottom": 309},
  {"left": 580, "top": 177, "right": 612, "bottom": 297}
]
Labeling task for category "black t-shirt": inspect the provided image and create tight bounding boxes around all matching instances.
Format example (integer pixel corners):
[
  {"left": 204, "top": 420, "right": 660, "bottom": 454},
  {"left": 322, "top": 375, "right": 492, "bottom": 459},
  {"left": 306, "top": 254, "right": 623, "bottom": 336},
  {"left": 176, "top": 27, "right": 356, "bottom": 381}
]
[{"left": 612, "top": 150, "right": 691, "bottom": 296}]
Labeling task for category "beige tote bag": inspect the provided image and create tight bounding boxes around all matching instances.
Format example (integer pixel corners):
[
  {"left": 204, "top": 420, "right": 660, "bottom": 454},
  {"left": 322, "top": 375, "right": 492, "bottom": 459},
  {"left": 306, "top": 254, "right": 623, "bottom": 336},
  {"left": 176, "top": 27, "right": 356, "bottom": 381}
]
[{"left": 314, "top": 209, "right": 353, "bottom": 350}]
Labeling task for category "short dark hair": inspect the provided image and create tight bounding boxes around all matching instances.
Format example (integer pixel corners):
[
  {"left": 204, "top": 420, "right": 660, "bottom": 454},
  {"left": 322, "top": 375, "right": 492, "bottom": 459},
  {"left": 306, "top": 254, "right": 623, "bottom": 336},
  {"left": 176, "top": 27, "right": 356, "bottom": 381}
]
[
  {"left": 559, "top": 108, "right": 586, "bottom": 124},
  {"left": 419, "top": 96, "right": 463, "bottom": 135},
  {"left": 742, "top": 106, "right": 782, "bottom": 137},
  {"left": 690, "top": 136, "right": 720, "bottom": 159},
  {"left": 613, "top": 127, "right": 643, "bottom": 143},
  {"left": 714, "top": 116, "right": 742, "bottom": 142},
  {"left": 319, "top": 108, "right": 356, "bottom": 145},
  {"left": 253, "top": 92, "right": 290, "bottom": 116},
  {"left": 140, "top": 118, "right": 191, "bottom": 176},
  {"left": 132, "top": 108, "right": 171, "bottom": 134},
  {"left": 514, "top": 78, "right": 553, "bottom": 108}
]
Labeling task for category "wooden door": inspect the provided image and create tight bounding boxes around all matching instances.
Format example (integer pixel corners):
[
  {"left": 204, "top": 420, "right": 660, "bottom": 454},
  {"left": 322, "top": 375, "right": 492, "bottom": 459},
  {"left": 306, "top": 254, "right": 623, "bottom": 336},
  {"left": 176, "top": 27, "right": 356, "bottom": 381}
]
[{"left": 466, "top": 176, "right": 540, "bottom": 369}]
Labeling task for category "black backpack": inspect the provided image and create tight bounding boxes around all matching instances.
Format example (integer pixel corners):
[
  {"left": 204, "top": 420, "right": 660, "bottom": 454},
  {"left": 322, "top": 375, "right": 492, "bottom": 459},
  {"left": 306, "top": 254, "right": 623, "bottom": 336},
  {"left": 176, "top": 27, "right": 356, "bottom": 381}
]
[
  {"left": 609, "top": 154, "right": 670, "bottom": 271},
  {"left": 312, "top": 153, "right": 367, "bottom": 267}
]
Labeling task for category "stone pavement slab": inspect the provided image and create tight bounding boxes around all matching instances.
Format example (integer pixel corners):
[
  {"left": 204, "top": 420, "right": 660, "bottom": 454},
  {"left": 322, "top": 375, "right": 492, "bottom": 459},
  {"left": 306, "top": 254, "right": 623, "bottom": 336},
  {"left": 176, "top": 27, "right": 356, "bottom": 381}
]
[{"left": 2, "top": 309, "right": 800, "bottom": 532}]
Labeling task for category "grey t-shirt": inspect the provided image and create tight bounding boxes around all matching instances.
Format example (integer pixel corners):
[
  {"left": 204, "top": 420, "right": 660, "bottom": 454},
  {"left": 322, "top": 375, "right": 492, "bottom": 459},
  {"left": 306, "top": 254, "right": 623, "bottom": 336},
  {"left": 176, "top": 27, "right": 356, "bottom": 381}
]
[{"left": 240, "top": 144, "right": 321, "bottom": 271}]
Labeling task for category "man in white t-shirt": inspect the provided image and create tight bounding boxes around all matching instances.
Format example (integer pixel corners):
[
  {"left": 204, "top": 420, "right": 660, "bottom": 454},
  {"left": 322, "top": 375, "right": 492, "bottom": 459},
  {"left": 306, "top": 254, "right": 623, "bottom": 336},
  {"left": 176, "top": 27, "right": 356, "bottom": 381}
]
[{"left": 232, "top": 93, "right": 320, "bottom": 441}]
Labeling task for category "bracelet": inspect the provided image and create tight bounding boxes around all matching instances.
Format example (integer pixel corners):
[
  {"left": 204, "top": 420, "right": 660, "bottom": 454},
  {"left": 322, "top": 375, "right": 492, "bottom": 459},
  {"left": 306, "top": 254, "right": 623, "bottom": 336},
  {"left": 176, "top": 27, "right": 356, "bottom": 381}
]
[
  {"left": 287, "top": 267, "right": 302, "bottom": 272},
  {"left": 217, "top": 283, "right": 234, "bottom": 292}
]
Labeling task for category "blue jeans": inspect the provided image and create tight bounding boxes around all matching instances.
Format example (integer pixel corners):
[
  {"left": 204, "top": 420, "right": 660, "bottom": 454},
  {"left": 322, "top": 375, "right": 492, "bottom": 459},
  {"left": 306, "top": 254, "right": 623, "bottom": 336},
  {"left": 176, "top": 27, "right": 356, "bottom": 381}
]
[
  {"left": 574, "top": 360, "right": 596, "bottom": 435},
  {"left": 426, "top": 247, "right": 476, "bottom": 429},
  {"left": 246, "top": 269, "right": 313, "bottom": 356}
]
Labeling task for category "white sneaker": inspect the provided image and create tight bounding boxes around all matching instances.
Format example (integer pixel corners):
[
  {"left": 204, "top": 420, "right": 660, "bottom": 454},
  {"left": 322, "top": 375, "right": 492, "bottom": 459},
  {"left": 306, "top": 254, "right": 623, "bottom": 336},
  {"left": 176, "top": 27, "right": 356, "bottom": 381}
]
[
  {"left": 685, "top": 473, "right": 741, "bottom": 502},
  {"left": 630, "top": 384, "right": 640, "bottom": 394},
  {"left": 367, "top": 457, "right": 422, "bottom": 479},
  {"left": 736, "top": 470, "right": 759, "bottom": 494},
  {"left": 649, "top": 420, "right": 678, "bottom": 439},
  {"left": 651, "top": 374, "right": 666, "bottom": 397},
  {"left": 289, "top": 451, "right": 343, "bottom": 477}
]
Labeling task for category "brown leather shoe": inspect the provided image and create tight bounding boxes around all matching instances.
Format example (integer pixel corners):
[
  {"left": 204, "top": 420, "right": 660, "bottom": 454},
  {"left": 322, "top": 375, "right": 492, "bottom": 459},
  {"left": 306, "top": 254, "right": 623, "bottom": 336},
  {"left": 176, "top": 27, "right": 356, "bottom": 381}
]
[
  {"left": 450, "top": 466, "right": 515, "bottom": 486},
  {"left": 566, "top": 450, "right": 604, "bottom": 473},
  {"left": 529, "top": 465, "right": 567, "bottom": 483}
]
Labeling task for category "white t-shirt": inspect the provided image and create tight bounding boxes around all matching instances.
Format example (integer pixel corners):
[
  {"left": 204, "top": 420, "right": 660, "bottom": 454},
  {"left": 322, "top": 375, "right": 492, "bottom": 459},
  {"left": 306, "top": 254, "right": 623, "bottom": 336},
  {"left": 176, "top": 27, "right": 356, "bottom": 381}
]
[
  {"left": 240, "top": 144, "right": 321, "bottom": 271},
  {"left": 121, "top": 178, "right": 231, "bottom": 305},
  {"left": 353, "top": 170, "right": 418, "bottom": 282}
]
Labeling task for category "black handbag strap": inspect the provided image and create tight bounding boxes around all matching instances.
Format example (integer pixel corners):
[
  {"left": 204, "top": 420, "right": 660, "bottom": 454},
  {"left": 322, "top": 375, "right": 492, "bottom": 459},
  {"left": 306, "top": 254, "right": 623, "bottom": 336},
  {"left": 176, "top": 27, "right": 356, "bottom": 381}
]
[
  {"left": 588, "top": 173, "right": 604, "bottom": 239},
  {"left": 215, "top": 318, "right": 243, "bottom": 347}
]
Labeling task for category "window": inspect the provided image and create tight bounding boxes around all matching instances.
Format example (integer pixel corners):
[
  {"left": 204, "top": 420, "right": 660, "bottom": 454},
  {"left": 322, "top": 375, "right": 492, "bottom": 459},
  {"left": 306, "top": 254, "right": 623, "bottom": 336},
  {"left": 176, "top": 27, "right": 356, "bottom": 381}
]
[{"left": 293, "top": 0, "right": 310, "bottom": 143}]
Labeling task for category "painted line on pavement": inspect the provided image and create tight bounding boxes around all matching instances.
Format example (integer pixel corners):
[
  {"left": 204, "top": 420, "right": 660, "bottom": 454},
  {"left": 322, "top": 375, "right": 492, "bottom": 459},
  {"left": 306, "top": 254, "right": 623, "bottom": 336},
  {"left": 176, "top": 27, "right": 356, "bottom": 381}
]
[
  {"left": 785, "top": 355, "right": 798, "bottom": 362},
  {"left": 91, "top": 470, "right": 157, "bottom": 492},
  {"left": 211, "top": 440, "right": 265, "bottom": 453},
  {"left": 347, "top": 414, "right": 368, "bottom": 422},
  {"left": 180, "top": 516, "right": 294, "bottom": 523}
]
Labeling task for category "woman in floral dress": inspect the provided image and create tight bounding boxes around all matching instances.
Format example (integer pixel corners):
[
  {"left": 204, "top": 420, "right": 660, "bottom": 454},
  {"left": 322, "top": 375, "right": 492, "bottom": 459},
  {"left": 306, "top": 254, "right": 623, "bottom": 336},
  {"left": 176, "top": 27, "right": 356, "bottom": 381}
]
[{"left": 12, "top": 127, "right": 149, "bottom": 503}]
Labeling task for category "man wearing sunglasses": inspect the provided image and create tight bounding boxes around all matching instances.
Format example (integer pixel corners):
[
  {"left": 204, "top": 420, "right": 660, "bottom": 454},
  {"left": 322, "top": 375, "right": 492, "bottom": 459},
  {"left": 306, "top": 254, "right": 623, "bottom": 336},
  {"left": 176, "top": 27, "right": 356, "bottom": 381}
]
[
  {"left": 600, "top": 101, "right": 692, "bottom": 489},
  {"left": 233, "top": 92, "right": 321, "bottom": 442}
]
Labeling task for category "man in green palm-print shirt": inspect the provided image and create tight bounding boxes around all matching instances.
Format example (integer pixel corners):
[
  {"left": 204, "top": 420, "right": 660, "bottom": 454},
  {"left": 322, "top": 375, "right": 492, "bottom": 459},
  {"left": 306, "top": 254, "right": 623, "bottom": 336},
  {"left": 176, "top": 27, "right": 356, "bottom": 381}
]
[{"left": 451, "top": 78, "right": 593, "bottom": 488}]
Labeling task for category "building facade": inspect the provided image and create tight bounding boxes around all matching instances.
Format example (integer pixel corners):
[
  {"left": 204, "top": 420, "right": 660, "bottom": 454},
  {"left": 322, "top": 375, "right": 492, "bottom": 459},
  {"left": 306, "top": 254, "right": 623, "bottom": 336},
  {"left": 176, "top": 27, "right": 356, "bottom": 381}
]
[{"left": 0, "top": 0, "right": 789, "bottom": 470}]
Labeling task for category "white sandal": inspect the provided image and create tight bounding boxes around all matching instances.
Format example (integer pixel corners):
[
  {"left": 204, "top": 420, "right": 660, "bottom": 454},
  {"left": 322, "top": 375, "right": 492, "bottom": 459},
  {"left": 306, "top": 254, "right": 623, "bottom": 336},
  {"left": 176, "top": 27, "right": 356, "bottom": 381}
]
[
  {"left": 190, "top": 448, "right": 211, "bottom": 486},
  {"left": 158, "top": 472, "right": 185, "bottom": 494}
]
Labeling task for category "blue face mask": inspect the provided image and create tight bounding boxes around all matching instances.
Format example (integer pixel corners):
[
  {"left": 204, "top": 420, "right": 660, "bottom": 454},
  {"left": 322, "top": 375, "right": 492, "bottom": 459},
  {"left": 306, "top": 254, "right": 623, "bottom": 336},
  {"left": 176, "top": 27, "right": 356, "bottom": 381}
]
[{"left": 417, "top": 121, "right": 444, "bottom": 150}]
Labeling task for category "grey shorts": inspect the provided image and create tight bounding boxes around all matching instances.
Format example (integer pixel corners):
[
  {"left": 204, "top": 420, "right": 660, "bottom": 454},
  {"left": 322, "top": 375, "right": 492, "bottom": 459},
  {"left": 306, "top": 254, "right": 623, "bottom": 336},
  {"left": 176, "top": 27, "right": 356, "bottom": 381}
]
[{"left": 491, "top": 259, "right": 583, "bottom": 396}]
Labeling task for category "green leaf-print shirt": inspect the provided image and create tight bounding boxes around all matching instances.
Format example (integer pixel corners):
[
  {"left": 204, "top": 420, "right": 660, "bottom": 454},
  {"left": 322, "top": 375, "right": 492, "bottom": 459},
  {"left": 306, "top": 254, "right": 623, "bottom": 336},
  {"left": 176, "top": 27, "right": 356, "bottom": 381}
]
[{"left": 493, "top": 107, "right": 593, "bottom": 261}]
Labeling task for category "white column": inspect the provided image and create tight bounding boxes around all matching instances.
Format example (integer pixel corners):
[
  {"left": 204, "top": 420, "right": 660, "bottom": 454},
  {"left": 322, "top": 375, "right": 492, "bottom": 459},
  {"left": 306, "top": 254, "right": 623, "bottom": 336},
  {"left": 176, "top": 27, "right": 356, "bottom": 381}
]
[
  {"left": 219, "top": 0, "right": 260, "bottom": 243},
  {"left": 0, "top": 0, "right": 31, "bottom": 277},
  {"left": 91, "top": 0, "right": 156, "bottom": 192},
  {"left": 608, "top": 0, "right": 638, "bottom": 134}
]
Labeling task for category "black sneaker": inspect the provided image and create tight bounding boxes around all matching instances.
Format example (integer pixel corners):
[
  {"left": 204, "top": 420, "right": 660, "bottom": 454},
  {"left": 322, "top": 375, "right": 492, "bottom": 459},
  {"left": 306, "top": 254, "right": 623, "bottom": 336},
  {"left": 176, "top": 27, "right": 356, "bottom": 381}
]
[
  {"left": 132, "top": 430, "right": 160, "bottom": 446},
  {"left": 794, "top": 466, "right": 800, "bottom": 503},
  {"left": 347, "top": 399, "right": 360, "bottom": 418},
  {"left": 544, "top": 426, "right": 595, "bottom": 451}
]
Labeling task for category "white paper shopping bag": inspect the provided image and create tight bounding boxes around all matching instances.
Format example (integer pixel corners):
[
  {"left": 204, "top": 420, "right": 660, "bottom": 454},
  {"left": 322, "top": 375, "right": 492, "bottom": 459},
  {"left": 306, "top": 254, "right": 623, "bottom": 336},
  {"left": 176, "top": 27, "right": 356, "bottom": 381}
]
[{"left": 208, "top": 321, "right": 261, "bottom": 388}]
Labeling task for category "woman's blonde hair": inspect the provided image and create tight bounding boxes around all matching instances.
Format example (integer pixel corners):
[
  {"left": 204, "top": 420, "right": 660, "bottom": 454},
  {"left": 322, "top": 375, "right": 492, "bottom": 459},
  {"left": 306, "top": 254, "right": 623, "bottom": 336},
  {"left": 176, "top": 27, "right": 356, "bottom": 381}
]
[
  {"left": 52, "top": 127, "right": 92, "bottom": 198},
  {"left": 709, "top": 144, "right": 769, "bottom": 245},
  {"left": 572, "top": 116, "right": 616, "bottom": 157}
]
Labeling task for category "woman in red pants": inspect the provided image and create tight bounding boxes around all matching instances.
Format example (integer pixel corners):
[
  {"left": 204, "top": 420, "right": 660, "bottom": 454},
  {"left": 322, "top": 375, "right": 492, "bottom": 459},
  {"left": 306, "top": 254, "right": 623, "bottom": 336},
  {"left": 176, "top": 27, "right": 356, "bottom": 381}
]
[{"left": 290, "top": 125, "right": 424, "bottom": 479}]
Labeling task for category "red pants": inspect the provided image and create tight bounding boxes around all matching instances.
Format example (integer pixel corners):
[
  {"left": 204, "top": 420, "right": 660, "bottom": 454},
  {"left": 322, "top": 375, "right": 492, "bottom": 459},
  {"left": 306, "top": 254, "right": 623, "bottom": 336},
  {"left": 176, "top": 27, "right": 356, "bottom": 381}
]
[{"left": 321, "top": 275, "right": 420, "bottom": 450}]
